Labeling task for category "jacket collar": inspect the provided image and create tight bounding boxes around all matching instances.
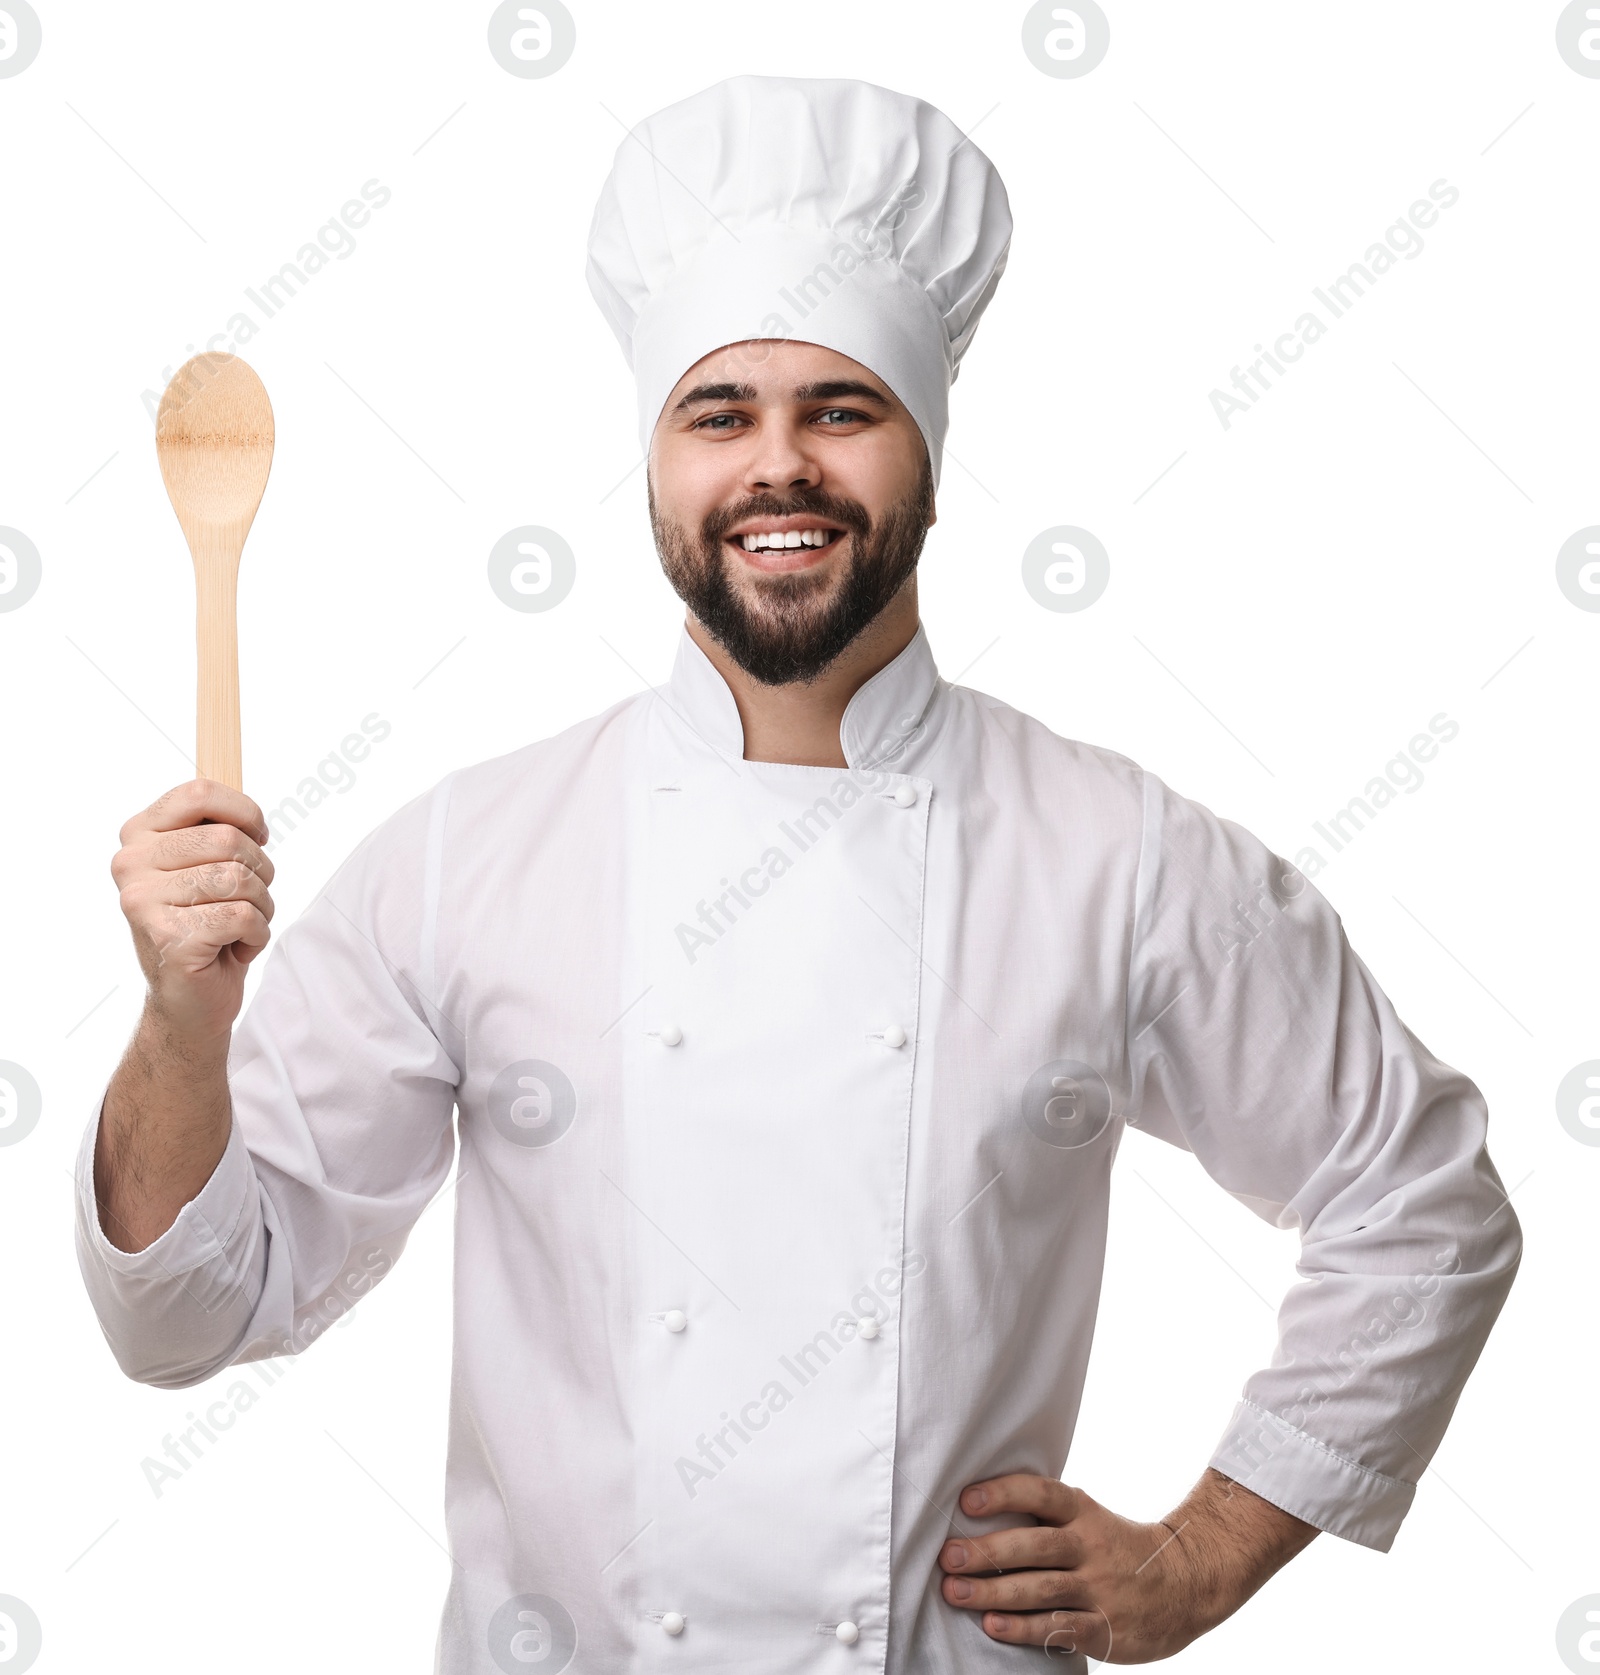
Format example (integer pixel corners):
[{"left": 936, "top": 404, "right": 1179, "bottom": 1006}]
[{"left": 659, "top": 619, "right": 944, "bottom": 775}]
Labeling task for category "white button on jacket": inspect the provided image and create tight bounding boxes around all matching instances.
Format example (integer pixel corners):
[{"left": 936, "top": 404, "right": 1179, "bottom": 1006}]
[{"left": 74, "top": 623, "right": 1520, "bottom": 1673}]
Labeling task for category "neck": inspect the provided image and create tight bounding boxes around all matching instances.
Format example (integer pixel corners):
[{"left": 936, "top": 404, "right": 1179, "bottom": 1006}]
[{"left": 686, "top": 577, "right": 920, "bottom": 767}]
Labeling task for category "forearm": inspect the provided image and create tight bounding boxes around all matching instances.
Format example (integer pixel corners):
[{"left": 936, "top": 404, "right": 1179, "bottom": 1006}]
[
  {"left": 94, "top": 1002, "right": 233, "bottom": 1253},
  {"left": 1159, "top": 1467, "right": 1319, "bottom": 1630}
]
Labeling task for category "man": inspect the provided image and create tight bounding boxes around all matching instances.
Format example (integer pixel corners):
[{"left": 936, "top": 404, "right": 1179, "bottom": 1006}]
[{"left": 78, "top": 76, "right": 1520, "bottom": 1671}]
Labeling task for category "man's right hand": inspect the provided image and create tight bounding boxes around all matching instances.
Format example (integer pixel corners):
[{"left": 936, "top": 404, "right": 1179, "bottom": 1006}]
[{"left": 111, "top": 779, "right": 276, "bottom": 1045}]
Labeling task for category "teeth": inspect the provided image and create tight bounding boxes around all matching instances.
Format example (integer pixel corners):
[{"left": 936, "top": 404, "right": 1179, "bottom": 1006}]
[{"left": 739, "top": 529, "right": 836, "bottom": 551}]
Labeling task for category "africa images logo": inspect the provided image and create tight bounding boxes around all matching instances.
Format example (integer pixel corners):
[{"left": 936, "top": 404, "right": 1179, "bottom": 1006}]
[
  {"left": 0, "top": 1061, "right": 42, "bottom": 1148},
  {"left": 0, "top": 528, "right": 41, "bottom": 613},
  {"left": 1021, "top": 1060, "right": 1114, "bottom": 1149},
  {"left": 487, "top": 0, "right": 576, "bottom": 77},
  {"left": 0, "top": 2, "right": 42, "bottom": 77},
  {"left": 0, "top": 1596, "right": 42, "bottom": 1672},
  {"left": 488, "top": 1060, "right": 578, "bottom": 1148},
  {"left": 1021, "top": 0, "right": 1111, "bottom": 77},
  {"left": 487, "top": 1593, "right": 578, "bottom": 1672}
]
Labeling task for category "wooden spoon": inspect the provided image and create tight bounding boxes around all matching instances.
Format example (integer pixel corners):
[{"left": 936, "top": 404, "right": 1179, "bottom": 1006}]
[{"left": 155, "top": 353, "right": 275, "bottom": 791}]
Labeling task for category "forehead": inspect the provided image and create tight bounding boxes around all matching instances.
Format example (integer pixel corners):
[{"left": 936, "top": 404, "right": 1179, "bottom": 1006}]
[{"left": 663, "top": 339, "right": 896, "bottom": 406}]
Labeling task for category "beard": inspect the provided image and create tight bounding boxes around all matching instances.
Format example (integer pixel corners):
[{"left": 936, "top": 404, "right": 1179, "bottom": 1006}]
[{"left": 649, "top": 458, "right": 935, "bottom": 686}]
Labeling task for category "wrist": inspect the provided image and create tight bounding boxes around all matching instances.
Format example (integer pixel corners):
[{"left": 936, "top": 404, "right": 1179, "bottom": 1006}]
[
  {"left": 1163, "top": 1470, "right": 1319, "bottom": 1627},
  {"left": 139, "top": 993, "right": 235, "bottom": 1063}
]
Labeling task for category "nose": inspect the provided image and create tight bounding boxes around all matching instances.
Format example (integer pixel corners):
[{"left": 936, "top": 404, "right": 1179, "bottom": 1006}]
[{"left": 743, "top": 420, "right": 821, "bottom": 495}]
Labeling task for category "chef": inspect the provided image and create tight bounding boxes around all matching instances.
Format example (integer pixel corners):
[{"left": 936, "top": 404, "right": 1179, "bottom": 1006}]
[{"left": 78, "top": 76, "right": 1521, "bottom": 1672}]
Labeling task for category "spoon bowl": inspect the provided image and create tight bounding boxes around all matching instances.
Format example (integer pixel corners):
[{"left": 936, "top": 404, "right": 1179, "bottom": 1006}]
[{"left": 155, "top": 353, "right": 275, "bottom": 792}]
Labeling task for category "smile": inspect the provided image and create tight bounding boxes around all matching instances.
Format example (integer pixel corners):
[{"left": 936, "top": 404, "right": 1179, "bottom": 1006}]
[{"left": 733, "top": 528, "right": 845, "bottom": 552}]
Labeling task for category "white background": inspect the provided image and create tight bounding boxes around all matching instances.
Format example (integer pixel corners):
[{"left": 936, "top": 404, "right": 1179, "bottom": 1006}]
[{"left": 1, "top": 2, "right": 1594, "bottom": 1669}]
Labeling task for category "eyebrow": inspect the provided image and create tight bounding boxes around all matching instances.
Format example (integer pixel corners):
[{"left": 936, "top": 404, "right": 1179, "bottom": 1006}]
[
  {"left": 792, "top": 379, "right": 891, "bottom": 408},
  {"left": 671, "top": 377, "right": 893, "bottom": 414},
  {"left": 672, "top": 381, "right": 758, "bottom": 412}
]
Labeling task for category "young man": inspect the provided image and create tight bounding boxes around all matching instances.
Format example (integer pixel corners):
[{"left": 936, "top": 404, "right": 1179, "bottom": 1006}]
[{"left": 78, "top": 77, "right": 1520, "bottom": 1671}]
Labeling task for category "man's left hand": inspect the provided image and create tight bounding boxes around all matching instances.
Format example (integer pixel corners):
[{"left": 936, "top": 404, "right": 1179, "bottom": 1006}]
[{"left": 937, "top": 1468, "right": 1319, "bottom": 1661}]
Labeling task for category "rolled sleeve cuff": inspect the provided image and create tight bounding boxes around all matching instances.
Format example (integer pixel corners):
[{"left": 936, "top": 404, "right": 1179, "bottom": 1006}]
[
  {"left": 1208, "top": 1398, "right": 1415, "bottom": 1552},
  {"left": 74, "top": 1092, "right": 255, "bottom": 1279}
]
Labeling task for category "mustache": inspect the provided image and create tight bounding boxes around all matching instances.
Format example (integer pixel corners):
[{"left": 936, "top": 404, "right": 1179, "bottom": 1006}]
[{"left": 701, "top": 489, "right": 872, "bottom": 545}]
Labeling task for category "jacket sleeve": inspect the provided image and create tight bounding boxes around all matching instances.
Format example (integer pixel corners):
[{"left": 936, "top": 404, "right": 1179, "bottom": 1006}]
[
  {"left": 74, "top": 777, "right": 461, "bottom": 1389},
  {"left": 1123, "top": 768, "right": 1521, "bottom": 1551}
]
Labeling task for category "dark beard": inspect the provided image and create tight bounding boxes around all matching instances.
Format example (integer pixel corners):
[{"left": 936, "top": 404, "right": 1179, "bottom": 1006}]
[{"left": 649, "top": 459, "right": 935, "bottom": 686}]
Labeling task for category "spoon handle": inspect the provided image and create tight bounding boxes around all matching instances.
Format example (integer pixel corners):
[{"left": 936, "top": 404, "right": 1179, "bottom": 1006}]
[{"left": 192, "top": 539, "right": 242, "bottom": 791}]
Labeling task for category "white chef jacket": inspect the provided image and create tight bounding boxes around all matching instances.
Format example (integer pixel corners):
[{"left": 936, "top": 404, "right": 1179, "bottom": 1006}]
[{"left": 75, "top": 621, "right": 1521, "bottom": 1674}]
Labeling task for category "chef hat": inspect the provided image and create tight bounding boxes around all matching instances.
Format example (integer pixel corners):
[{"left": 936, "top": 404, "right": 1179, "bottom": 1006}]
[{"left": 585, "top": 75, "right": 1012, "bottom": 488}]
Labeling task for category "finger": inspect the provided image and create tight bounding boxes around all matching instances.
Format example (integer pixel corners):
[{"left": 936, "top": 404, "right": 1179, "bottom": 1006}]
[
  {"left": 941, "top": 1525, "right": 1084, "bottom": 1575},
  {"left": 122, "top": 780, "right": 269, "bottom": 846},
  {"left": 981, "top": 1608, "right": 1111, "bottom": 1660},
  {"left": 150, "top": 861, "right": 275, "bottom": 919},
  {"left": 146, "top": 821, "right": 275, "bottom": 886},
  {"left": 942, "top": 1569, "right": 1088, "bottom": 1614},
  {"left": 234, "top": 934, "right": 271, "bottom": 967},
  {"left": 960, "top": 1474, "right": 1082, "bottom": 1524},
  {"left": 154, "top": 901, "right": 271, "bottom": 966}
]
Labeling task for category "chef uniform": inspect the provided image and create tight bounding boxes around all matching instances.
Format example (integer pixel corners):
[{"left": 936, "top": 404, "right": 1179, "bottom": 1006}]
[{"left": 76, "top": 76, "right": 1521, "bottom": 1674}]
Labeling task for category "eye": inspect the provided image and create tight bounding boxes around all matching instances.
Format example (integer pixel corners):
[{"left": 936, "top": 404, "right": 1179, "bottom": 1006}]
[
  {"left": 814, "top": 407, "right": 868, "bottom": 426},
  {"left": 691, "top": 411, "right": 749, "bottom": 432}
]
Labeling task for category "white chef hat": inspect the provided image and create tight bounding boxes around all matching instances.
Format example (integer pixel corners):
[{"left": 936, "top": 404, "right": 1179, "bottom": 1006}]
[{"left": 585, "top": 75, "right": 1012, "bottom": 488}]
